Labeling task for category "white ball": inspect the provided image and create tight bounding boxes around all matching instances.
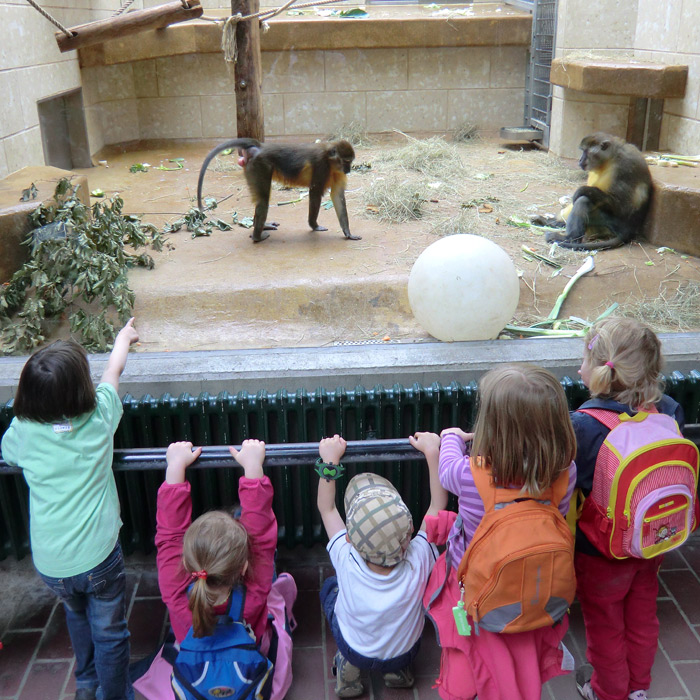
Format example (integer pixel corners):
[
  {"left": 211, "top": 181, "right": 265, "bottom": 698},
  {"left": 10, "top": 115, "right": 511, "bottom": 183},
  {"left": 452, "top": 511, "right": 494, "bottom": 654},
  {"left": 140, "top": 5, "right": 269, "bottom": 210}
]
[{"left": 408, "top": 234, "right": 520, "bottom": 341}]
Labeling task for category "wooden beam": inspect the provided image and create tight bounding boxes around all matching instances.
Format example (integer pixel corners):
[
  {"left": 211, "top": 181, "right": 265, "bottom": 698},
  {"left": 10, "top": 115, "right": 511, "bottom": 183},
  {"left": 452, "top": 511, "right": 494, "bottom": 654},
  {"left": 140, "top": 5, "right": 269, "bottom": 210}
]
[
  {"left": 55, "top": 0, "right": 203, "bottom": 53},
  {"left": 232, "top": 0, "right": 265, "bottom": 141}
]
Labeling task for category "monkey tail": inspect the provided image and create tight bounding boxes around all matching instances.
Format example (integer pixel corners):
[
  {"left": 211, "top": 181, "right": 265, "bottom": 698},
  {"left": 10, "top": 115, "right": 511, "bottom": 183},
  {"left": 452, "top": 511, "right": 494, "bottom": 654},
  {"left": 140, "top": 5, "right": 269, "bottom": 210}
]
[
  {"left": 558, "top": 237, "right": 625, "bottom": 251},
  {"left": 197, "top": 138, "right": 262, "bottom": 212}
]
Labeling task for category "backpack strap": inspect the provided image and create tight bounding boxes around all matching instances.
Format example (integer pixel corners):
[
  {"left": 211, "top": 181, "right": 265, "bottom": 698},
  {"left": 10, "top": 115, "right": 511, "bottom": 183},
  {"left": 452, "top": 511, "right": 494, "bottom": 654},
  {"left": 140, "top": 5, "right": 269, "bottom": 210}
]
[
  {"left": 577, "top": 407, "right": 623, "bottom": 431},
  {"left": 226, "top": 584, "right": 247, "bottom": 622},
  {"left": 471, "top": 458, "right": 570, "bottom": 510}
]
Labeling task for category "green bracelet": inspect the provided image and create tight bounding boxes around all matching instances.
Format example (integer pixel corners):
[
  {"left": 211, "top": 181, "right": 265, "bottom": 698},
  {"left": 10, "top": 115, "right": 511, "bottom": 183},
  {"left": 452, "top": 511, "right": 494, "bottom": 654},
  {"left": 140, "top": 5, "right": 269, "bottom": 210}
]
[{"left": 315, "top": 458, "right": 345, "bottom": 481}]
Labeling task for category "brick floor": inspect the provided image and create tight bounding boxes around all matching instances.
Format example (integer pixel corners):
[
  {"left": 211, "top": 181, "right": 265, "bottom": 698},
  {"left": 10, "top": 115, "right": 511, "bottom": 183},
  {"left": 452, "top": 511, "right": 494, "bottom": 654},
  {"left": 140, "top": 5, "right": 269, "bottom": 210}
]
[{"left": 2, "top": 540, "right": 700, "bottom": 700}]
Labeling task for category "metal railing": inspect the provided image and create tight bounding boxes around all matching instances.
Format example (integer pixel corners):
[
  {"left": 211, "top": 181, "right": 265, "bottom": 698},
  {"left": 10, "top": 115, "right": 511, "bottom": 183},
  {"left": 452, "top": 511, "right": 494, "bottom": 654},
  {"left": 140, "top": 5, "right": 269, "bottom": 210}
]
[{"left": 2, "top": 373, "right": 699, "bottom": 560}]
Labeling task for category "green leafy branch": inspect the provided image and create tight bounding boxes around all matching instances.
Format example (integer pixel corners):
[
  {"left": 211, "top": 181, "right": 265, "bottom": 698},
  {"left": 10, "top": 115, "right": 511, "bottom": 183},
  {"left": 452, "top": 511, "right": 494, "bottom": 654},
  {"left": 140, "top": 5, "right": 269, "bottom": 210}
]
[{"left": 0, "top": 178, "right": 163, "bottom": 355}]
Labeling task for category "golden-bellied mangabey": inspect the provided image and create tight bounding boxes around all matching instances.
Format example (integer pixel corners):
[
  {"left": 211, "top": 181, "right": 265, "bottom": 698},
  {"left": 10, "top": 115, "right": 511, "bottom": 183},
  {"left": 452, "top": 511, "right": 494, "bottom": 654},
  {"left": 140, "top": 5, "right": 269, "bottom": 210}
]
[
  {"left": 546, "top": 133, "right": 652, "bottom": 251},
  {"left": 197, "top": 138, "right": 360, "bottom": 243}
]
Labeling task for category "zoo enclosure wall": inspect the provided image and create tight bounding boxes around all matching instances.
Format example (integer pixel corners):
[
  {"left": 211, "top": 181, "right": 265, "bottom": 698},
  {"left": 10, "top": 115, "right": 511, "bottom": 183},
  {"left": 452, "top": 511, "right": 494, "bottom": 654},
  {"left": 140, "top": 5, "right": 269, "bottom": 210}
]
[{"left": 2, "top": 371, "right": 700, "bottom": 562}]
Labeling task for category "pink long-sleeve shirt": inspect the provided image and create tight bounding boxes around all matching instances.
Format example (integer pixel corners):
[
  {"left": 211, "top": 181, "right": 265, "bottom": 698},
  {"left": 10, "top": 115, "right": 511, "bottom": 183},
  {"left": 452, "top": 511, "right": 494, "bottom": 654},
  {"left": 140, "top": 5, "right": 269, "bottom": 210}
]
[
  {"left": 439, "top": 432, "right": 577, "bottom": 568},
  {"left": 155, "top": 476, "right": 277, "bottom": 645}
]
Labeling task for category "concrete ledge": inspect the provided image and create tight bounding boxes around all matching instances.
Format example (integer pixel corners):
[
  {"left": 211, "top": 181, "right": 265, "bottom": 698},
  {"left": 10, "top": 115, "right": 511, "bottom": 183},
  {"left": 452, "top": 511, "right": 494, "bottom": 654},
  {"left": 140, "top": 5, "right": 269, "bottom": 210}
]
[
  {"left": 646, "top": 164, "right": 700, "bottom": 256},
  {"left": 78, "top": 4, "right": 531, "bottom": 67},
  {"left": 1, "top": 335, "right": 699, "bottom": 402},
  {"left": 550, "top": 58, "right": 687, "bottom": 99}
]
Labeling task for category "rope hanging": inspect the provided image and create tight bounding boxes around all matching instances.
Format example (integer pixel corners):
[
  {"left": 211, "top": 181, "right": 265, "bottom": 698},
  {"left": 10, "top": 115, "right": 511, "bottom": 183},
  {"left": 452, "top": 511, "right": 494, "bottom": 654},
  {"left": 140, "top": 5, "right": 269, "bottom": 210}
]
[
  {"left": 24, "top": 0, "right": 74, "bottom": 37},
  {"left": 112, "top": 0, "right": 135, "bottom": 16},
  {"left": 217, "top": 0, "right": 348, "bottom": 63}
]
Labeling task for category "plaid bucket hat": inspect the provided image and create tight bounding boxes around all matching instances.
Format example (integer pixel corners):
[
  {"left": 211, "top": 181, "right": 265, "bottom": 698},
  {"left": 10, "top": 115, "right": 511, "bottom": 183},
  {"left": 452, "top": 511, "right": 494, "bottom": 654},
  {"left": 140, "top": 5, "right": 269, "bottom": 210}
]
[{"left": 344, "top": 473, "right": 413, "bottom": 567}]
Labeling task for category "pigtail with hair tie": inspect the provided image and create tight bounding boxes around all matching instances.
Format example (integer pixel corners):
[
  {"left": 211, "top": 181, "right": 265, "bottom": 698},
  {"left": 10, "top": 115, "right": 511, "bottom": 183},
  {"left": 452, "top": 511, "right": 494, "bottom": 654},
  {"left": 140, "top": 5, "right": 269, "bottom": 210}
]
[
  {"left": 605, "top": 361, "right": 614, "bottom": 369},
  {"left": 191, "top": 570, "right": 208, "bottom": 580}
]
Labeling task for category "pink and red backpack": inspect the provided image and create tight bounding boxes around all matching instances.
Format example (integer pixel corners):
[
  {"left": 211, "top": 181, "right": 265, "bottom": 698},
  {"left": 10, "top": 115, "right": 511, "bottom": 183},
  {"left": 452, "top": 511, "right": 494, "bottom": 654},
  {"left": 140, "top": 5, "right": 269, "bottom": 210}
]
[{"left": 578, "top": 408, "right": 700, "bottom": 560}]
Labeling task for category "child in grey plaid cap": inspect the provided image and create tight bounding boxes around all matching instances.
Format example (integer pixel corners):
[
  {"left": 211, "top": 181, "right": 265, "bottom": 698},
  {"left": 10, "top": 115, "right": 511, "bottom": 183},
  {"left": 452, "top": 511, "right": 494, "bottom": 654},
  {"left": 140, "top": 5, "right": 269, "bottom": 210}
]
[{"left": 317, "top": 434, "right": 447, "bottom": 698}]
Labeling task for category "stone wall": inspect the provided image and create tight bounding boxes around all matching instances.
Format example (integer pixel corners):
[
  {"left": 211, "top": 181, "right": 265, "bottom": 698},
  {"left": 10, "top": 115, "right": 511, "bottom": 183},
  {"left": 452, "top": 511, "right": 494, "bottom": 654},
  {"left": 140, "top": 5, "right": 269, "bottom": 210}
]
[{"left": 80, "top": 44, "right": 527, "bottom": 144}]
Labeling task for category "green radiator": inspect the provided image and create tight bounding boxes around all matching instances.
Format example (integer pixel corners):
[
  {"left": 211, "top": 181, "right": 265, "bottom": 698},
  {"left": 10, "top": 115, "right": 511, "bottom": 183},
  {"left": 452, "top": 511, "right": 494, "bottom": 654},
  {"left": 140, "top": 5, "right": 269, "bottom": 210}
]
[{"left": 1, "top": 372, "right": 698, "bottom": 560}]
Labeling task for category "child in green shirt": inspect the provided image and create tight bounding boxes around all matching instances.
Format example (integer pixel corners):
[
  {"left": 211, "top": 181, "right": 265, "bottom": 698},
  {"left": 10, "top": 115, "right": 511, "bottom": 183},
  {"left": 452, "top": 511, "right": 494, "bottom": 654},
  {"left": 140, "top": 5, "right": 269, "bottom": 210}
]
[{"left": 1, "top": 319, "right": 138, "bottom": 700}]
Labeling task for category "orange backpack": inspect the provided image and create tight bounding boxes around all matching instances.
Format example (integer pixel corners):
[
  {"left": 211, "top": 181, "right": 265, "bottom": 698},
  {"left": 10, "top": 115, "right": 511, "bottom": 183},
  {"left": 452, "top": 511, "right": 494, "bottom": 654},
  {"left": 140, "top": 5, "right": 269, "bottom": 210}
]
[{"left": 457, "top": 463, "right": 576, "bottom": 634}]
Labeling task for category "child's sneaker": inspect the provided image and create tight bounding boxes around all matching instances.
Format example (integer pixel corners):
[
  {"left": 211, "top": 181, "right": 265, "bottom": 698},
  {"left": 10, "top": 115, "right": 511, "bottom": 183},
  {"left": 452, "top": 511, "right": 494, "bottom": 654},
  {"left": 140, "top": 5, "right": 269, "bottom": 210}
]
[
  {"left": 332, "top": 651, "right": 363, "bottom": 698},
  {"left": 576, "top": 664, "right": 598, "bottom": 700},
  {"left": 628, "top": 692, "right": 648, "bottom": 700},
  {"left": 383, "top": 666, "right": 414, "bottom": 688}
]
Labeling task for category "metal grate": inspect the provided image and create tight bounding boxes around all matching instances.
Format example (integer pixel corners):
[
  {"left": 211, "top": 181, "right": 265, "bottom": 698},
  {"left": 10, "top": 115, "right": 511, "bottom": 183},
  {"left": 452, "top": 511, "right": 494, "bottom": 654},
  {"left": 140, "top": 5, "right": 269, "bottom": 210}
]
[
  {"left": 2, "top": 371, "right": 699, "bottom": 561},
  {"left": 525, "top": 0, "right": 558, "bottom": 146}
]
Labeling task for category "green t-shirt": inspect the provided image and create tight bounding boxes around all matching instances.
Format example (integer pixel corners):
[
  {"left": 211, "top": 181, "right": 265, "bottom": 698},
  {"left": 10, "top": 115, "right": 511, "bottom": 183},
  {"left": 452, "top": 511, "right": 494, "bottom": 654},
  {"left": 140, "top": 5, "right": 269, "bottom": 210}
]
[{"left": 1, "top": 383, "right": 123, "bottom": 577}]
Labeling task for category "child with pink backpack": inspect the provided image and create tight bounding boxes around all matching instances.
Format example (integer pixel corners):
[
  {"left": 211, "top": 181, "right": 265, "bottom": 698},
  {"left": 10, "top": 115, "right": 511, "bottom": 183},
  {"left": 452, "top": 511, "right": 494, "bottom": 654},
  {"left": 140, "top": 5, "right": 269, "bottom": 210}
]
[{"left": 571, "top": 318, "right": 699, "bottom": 700}]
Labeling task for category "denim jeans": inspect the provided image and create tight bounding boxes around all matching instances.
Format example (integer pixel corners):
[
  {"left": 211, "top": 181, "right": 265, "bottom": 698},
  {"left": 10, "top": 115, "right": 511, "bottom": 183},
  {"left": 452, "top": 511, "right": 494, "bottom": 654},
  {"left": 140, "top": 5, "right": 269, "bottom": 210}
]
[
  {"left": 38, "top": 542, "right": 133, "bottom": 700},
  {"left": 320, "top": 576, "right": 421, "bottom": 673}
]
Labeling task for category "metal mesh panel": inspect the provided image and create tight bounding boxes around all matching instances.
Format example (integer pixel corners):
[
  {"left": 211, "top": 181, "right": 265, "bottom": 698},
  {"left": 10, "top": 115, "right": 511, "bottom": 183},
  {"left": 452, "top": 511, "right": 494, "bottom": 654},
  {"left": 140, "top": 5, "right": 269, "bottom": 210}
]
[
  {"left": 2, "top": 374, "right": 700, "bottom": 560},
  {"left": 528, "top": 0, "right": 557, "bottom": 144}
]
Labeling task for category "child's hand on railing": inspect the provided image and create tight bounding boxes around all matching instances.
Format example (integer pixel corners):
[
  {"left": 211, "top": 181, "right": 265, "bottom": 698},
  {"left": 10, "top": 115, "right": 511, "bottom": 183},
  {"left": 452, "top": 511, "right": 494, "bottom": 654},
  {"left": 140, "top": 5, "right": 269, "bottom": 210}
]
[
  {"left": 229, "top": 439, "right": 266, "bottom": 479},
  {"left": 319, "top": 435, "right": 347, "bottom": 466},
  {"left": 165, "top": 441, "right": 202, "bottom": 484},
  {"left": 408, "top": 431, "right": 441, "bottom": 459},
  {"left": 440, "top": 427, "right": 474, "bottom": 444}
]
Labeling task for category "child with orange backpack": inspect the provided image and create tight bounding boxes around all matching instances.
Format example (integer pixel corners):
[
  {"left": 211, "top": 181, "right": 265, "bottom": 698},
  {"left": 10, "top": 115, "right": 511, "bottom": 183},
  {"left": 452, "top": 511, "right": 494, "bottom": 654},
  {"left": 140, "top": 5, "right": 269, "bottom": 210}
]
[
  {"left": 571, "top": 318, "right": 699, "bottom": 700},
  {"left": 410, "top": 364, "right": 578, "bottom": 700}
]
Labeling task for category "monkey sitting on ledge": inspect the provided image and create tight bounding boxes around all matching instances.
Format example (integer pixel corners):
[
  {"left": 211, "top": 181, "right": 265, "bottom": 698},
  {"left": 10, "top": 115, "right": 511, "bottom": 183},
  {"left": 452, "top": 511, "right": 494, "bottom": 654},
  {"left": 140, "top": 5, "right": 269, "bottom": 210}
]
[
  {"left": 545, "top": 132, "right": 653, "bottom": 251},
  {"left": 197, "top": 138, "right": 361, "bottom": 243}
]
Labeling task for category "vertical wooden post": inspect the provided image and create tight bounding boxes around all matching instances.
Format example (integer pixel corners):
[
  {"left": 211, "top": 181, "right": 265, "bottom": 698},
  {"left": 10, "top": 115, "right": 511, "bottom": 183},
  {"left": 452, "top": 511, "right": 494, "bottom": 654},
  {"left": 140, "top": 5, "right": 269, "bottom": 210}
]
[{"left": 232, "top": 0, "right": 265, "bottom": 141}]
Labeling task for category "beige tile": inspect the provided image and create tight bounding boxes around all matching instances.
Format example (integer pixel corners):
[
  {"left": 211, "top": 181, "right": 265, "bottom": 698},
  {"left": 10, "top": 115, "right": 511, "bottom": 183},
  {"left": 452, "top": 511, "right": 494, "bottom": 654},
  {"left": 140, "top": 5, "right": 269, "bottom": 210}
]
[
  {"left": 263, "top": 93, "right": 285, "bottom": 136},
  {"left": 489, "top": 46, "right": 528, "bottom": 89},
  {"left": 635, "top": 0, "right": 682, "bottom": 52},
  {"left": 0, "top": 5, "right": 65, "bottom": 70},
  {"left": 156, "top": 54, "right": 235, "bottom": 97},
  {"left": 366, "top": 90, "right": 446, "bottom": 132},
  {"left": 557, "top": 0, "right": 635, "bottom": 51},
  {"left": 677, "top": 0, "right": 700, "bottom": 54},
  {"left": 132, "top": 60, "right": 158, "bottom": 98},
  {"left": 137, "top": 96, "right": 202, "bottom": 139},
  {"left": 93, "top": 63, "right": 136, "bottom": 102},
  {"left": 283, "top": 92, "right": 365, "bottom": 136},
  {"left": 84, "top": 104, "right": 105, "bottom": 155},
  {"left": 447, "top": 88, "right": 523, "bottom": 131},
  {"left": 80, "top": 66, "right": 101, "bottom": 107},
  {"left": 660, "top": 113, "right": 700, "bottom": 155},
  {"left": 201, "top": 95, "right": 237, "bottom": 138},
  {"left": 19, "top": 60, "right": 83, "bottom": 128},
  {"left": 262, "top": 50, "right": 325, "bottom": 94},
  {"left": 0, "top": 142, "right": 9, "bottom": 179},
  {"left": 101, "top": 99, "right": 139, "bottom": 144},
  {"left": 409, "top": 47, "right": 489, "bottom": 90},
  {"left": 325, "top": 49, "right": 407, "bottom": 92},
  {"left": 0, "top": 69, "right": 26, "bottom": 139},
  {"left": 550, "top": 97, "right": 629, "bottom": 158},
  {"left": 4, "top": 126, "right": 45, "bottom": 172}
]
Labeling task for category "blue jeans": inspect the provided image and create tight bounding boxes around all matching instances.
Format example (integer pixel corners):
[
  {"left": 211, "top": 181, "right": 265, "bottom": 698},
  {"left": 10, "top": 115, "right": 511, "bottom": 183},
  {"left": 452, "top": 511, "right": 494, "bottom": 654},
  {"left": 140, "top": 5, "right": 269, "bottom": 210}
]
[
  {"left": 320, "top": 576, "right": 421, "bottom": 674},
  {"left": 38, "top": 542, "right": 133, "bottom": 700}
]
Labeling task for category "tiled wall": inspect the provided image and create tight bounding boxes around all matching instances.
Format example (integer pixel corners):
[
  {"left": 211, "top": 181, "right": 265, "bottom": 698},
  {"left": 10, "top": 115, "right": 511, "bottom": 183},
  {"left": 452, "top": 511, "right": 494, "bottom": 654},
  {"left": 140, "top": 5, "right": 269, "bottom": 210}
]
[
  {"left": 81, "top": 45, "right": 527, "bottom": 147},
  {"left": 549, "top": 0, "right": 699, "bottom": 157},
  {"left": 635, "top": 0, "right": 700, "bottom": 156},
  {"left": 0, "top": 0, "right": 123, "bottom": 178}
]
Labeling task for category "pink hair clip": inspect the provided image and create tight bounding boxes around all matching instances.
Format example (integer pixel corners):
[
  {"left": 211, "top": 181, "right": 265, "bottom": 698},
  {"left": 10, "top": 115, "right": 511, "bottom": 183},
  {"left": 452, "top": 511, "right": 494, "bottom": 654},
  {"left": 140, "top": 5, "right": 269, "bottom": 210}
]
[
  {"left": 587, "top": 333, "right": 600, "bottom": 351},
  {"left": 605, "top": 361, "right": 614, "bottom": 369},
  {"left": 191, "top": 570, "right": 208, "bottom": 580}
]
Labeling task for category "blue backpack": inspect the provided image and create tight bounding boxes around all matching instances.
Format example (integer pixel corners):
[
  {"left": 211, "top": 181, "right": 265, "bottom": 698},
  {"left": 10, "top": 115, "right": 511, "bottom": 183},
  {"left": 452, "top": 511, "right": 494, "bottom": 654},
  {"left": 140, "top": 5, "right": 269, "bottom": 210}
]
[{"left": 171, "top": 585, "right": 274, "bottom": 700}]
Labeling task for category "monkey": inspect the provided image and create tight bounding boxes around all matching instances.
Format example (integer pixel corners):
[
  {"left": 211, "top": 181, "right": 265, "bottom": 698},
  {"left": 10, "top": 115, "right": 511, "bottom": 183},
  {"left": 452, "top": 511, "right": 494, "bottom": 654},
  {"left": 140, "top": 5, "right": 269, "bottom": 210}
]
[
  {"left": 197, "top": 138, "right": 361, "bottom": 243},
  {"left": 545, "top": 133, "right": 652, "bottom": 251}
]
